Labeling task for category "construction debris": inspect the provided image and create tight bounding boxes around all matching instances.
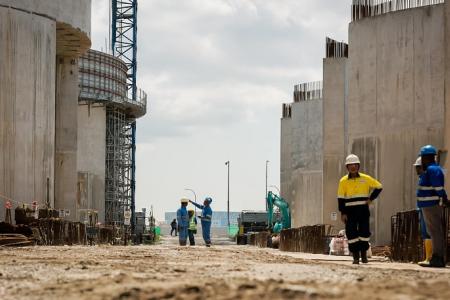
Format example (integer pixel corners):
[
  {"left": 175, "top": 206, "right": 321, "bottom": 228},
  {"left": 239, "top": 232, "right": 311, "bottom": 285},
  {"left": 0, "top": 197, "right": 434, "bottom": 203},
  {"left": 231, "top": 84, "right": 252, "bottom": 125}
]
[{"left": 0, "top": 234, "right": 33, "bottom": 247}]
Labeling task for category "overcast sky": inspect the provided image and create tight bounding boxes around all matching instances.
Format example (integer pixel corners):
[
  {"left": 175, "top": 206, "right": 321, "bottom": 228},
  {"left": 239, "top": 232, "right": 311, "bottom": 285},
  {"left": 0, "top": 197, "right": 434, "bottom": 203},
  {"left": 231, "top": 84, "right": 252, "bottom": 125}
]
[{"left": 91, "top": 0, "right": 351, "bottom": 222}]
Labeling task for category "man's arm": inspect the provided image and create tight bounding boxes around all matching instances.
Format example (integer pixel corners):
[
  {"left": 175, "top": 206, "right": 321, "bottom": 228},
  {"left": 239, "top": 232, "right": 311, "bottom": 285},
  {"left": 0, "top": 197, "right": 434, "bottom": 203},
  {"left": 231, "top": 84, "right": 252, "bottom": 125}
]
[
  {"left": 189, "top": 200, "right": 204, "bottom": 209},
  {"left": 369, "top": 177, "right": 383, "bottom": 200}
]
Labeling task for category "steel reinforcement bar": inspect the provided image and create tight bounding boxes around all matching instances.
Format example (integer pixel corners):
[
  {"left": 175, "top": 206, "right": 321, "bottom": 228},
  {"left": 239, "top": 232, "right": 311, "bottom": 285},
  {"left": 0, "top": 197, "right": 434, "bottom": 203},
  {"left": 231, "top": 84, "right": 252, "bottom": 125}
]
[
  {"left": 279, "top": 224, "right": 334, "bottom": 253},
  {"left": 352, "top": 0, "right": 445, "bottom": 21}
]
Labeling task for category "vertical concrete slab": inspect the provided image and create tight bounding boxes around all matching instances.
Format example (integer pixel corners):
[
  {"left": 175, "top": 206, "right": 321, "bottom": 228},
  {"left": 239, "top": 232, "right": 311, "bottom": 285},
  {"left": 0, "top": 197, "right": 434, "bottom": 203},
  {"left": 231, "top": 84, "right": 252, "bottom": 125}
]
[
  {"left": 0, "top": 8, "right": 55, "bottom": 220},
  {"left": 322, "top": 57, "right": 348, "bottom": 229},
  {"left": 444, "top": 0, "right": 450, "bottom": 186},
  {"left": 348, "top": 5, "right": 445, "bottom": 245},
  {"left": 77, "top": 105, "right": 106, "bottom": 223},
  {"left": 281, "top": 99, "right": 323, "bottom": 227},
  {"left": 54, "top": 56, "right": 79, "bottom": 221}
]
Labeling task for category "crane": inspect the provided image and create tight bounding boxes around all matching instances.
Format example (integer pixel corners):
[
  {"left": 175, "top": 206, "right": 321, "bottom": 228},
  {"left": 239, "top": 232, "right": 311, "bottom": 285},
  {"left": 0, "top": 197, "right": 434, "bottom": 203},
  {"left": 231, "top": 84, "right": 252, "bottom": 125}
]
[{"left": 111, "top": 0, "right": 138, "bottom": 233}]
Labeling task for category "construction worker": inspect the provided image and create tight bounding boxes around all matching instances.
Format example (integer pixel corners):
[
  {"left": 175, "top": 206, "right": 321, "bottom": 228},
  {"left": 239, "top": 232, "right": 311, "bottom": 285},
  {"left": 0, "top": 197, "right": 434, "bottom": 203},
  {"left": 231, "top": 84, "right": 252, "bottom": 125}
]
[
  {"left": 417, "top": 145, "right": 447, "bottom": 268},
  {"left": 189, "top": 197, "right": 213, "bottom": 247},
  {"left": 188, "top": 209, "right": 197, "bottom": 246},
  {"left": 337, "top": 154, "right": 383, "bottom": 264},
  {"left": 176, "top": 198, "right": 189, "bottom": 246},
  {"left": 414, "top": 157, "right": 433, "bottom": 267},
  {"left": 170, "top": 219, "right": 177, "bottom": 236}
]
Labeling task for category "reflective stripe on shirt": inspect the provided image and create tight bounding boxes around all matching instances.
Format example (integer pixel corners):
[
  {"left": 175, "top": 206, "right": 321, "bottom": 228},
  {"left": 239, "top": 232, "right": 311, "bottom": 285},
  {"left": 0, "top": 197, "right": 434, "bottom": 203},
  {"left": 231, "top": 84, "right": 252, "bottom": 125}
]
[{"left": 345, "top": 200, "right": 368, "bottom": 207}]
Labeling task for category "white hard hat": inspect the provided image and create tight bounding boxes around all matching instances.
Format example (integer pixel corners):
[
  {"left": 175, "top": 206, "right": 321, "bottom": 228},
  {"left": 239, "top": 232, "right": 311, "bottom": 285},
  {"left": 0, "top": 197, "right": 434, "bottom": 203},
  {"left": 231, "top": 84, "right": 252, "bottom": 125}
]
[
  {"left": 345, "top": 154, "right": 360, "bottom": 165},
  {"left": 180, "top": 198, "right": 189, "bottom": 204},
  {"left": 413, "top": 157, "right": 422, "bottom": 167}
]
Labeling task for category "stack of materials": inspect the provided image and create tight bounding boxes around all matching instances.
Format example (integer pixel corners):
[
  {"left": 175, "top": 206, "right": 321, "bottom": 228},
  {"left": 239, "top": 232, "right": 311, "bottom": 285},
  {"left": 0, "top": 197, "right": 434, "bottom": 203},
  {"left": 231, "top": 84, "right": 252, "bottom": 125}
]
[{"left": 0, "top": 234, "right": 33, "bottom": 247}]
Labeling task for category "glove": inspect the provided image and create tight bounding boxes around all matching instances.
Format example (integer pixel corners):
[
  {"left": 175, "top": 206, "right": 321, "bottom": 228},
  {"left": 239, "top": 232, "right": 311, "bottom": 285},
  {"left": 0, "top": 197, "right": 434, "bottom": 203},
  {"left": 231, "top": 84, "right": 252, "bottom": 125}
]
[{"left": 441, "top": 194, "right": 449, "bottom": 207}]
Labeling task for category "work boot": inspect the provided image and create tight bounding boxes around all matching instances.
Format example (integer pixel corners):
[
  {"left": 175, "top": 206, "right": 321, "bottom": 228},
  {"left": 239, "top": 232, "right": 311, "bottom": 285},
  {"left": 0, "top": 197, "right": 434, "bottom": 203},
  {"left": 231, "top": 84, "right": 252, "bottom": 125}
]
[
  {"left": 361, "top": 251, "right": 368, "bottom": 264},
  {"left": 352, "top": 251, "right": 360, "bottom": 264},
  {"left": 418, "top": 239, "right": 433, "bottom": 267},
  {"left": 429, "top": 255, "right": 446, "bottom": 268}
]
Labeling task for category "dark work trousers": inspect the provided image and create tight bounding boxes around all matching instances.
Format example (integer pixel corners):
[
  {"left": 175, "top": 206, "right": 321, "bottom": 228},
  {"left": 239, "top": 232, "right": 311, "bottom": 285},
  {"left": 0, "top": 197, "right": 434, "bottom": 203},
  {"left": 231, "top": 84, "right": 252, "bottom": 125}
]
[
  {"left": 422, "top": 205, "right": 446, "bottom": 257},
  {"left": 188, "top": 230, "right": 196, "bottom": 246},
  {"left": 345, "top": 205, "right": 371, "bottom": 253},
  {"left": 170, "top": 228, "right": 177, "bottom": 236}
]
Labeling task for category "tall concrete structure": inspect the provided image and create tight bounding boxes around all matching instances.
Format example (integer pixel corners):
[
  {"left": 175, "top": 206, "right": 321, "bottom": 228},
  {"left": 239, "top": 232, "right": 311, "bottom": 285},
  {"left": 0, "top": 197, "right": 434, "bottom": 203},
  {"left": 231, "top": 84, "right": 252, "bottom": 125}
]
[
  {"left": 0, "top": 0, "right": 91, "bottom": 221},
  {"left": 281, "top": 0, "right": 448, "bottom": 245},
  {"left": 322, "top": 38, "right": 348, "bottom": 230},
  {"left": 280, "top": 82, "right": 323, "bottom": 226}
]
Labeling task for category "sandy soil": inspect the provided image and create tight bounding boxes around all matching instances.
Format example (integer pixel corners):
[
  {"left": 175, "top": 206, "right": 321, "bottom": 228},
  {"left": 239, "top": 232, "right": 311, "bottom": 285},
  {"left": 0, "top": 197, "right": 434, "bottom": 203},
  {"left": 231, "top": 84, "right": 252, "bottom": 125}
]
[{"left": 1, "top": 236, "right": 450, "bottom": 300}]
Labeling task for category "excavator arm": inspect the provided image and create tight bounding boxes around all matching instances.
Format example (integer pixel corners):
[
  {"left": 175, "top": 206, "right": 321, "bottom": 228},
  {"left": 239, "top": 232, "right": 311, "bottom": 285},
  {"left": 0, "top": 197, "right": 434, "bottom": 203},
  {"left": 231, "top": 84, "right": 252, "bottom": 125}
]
[{"left": 266, "top": 191, "right": 291, "bottom": 233}]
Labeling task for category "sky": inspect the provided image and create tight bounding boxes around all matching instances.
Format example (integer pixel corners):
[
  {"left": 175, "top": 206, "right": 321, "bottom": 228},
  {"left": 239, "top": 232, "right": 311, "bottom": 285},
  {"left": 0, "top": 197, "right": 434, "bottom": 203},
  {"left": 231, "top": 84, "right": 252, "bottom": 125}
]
[{"left": 90, "top": 0, "right": 351, "bottom": 222}]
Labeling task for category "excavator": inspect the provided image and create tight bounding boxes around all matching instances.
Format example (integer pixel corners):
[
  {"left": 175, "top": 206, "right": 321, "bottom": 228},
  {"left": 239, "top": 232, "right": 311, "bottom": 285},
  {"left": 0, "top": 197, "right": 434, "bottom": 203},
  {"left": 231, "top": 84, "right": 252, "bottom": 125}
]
[{"left": 266, "top": 191, "right": 291, "bottom": 233}]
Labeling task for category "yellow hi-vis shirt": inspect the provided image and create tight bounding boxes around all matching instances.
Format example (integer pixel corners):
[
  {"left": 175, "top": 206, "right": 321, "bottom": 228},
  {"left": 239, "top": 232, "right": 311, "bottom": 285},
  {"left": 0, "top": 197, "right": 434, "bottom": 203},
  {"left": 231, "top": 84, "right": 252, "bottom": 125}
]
[{"left": 337, "top": 172, "right": 382, "bottom": 212}]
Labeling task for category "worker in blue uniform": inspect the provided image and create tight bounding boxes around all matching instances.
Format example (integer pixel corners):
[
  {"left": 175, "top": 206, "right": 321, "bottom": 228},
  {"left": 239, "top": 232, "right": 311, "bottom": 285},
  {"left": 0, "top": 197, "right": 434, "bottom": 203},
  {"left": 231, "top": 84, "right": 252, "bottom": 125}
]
[
  {"left": 414, "top": 157, "right": 433, "bottom": 267},
  {"left": 337, "top": 154, "right": 383, "bottom": 264},
  {"left": 189, "top": 197, "right": 213, "bottom": 247},
  {"left": 176, "top": 198, "right": 189, "bottom": 246},
  {"left": 417, "top": 145, "right": 448, "bottom": 268}
]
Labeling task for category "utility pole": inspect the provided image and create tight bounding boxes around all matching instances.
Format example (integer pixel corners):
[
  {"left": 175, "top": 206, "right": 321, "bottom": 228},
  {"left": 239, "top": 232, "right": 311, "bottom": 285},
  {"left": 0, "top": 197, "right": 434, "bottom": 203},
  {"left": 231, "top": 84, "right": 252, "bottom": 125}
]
[{"left": 225, "top": 161, "right": 230, "bottom": 230}]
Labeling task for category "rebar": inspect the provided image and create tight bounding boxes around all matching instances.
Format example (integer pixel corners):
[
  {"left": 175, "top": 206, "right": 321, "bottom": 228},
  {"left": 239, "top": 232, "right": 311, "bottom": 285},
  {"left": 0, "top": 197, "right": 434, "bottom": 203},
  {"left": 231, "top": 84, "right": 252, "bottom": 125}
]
[
  {"left": 391, "top": 210, "right": 422, "bottom": 262},
  {"left": 279, "top": 224, "right": 334, "bottom": 254},
  {"left": 351, "top": 0, "right": 444, "bottom": 22},
  {"left": 326, "top": 37, "right": 348, "bottom": 58},
  {"left": 293, "top": 81, "right": 323, "bottom": 103},
  {"left": 282, "top": 103, "right": 292, "bottom": 118}
]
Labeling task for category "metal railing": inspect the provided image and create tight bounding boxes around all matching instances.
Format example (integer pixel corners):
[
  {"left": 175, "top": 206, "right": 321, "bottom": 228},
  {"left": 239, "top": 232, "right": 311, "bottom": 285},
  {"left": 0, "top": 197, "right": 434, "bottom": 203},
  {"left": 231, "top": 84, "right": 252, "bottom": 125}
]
[{"left": 352, "top": 0, "right": 445, "bottom": 21}]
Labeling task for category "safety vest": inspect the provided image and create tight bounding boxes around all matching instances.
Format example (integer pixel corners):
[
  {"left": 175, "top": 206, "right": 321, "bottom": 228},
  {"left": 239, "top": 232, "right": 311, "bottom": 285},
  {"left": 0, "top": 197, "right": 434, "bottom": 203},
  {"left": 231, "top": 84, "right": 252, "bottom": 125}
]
[
  {"left": 337, "top": 172, "right": 382, "bottom": 212},
  {"left": 189, "top": 216, "right": 197, "bottom": 230},
  {"left": 417, "top": 162, "right": 446, "bottom": 208}
]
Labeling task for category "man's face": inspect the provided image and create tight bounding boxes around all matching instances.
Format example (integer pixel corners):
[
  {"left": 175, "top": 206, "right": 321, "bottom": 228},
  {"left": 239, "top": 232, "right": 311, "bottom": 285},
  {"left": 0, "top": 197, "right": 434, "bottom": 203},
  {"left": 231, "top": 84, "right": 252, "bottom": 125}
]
[
  {"left": 203, "top": 200, "right": 208, "bottom": 206},
  {"left": 347, "top": 163, "right": 360, "bottom": 174}
]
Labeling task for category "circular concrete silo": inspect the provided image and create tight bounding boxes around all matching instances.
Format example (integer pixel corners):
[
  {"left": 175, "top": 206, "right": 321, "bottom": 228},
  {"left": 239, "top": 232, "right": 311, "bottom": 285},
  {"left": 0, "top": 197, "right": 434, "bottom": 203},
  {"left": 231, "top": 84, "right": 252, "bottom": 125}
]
[{"left": 0, "top": 0, "right": 91, "bottom": 221}]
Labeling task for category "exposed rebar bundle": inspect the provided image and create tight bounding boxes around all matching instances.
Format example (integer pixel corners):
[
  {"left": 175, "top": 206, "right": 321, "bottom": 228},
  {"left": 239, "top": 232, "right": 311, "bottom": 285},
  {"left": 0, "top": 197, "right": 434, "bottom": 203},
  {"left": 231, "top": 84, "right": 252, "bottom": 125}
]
[
  {"left": 293, "top": 81, "right": 323, "bottom": 102},
  {"left": 279, "top": 225, "right": 334, "bottom": 254},
  {"left": 351, "top": 0, "right": 444, "bottom": 21},
  {"left": 326, "top": 37, "right": 348, "bottom": 58},
  {"left": 282, "top": 103, "right": 292, "bottom": 118}
]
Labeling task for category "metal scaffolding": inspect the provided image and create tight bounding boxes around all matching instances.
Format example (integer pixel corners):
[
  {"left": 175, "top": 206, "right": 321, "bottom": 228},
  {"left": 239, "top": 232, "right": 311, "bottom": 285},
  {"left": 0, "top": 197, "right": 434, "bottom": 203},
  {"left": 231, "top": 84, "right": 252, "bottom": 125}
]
[
  {"left": 110, "top": 0, "right": 139, "bottom": 232},
  {"left": 105, "top": 107, "right": 133, "bottom": 226}
]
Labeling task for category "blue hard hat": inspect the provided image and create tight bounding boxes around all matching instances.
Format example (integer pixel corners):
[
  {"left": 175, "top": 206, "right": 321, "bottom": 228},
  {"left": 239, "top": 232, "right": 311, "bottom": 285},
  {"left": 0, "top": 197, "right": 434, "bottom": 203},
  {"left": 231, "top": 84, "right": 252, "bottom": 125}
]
[
  {"left": 205, "top": 197, "right": 212, "bottom": 203},
  {"left": 420, "top": 145, "right": 437, "bottom": 156}
]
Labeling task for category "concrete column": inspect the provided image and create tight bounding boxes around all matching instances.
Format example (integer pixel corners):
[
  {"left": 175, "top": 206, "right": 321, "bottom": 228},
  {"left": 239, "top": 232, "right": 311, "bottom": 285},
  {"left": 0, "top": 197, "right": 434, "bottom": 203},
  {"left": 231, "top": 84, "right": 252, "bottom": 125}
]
[
  {"left": 54, "top": 56, "right": 79, "bottom": 221},
  {"left": 444, "top": 0, "right": 450, "bottom": 190},
  {"left": 322, "top": 57, "right": 348, "bottom": 230},
  {"left": 0, "top": 8, "right": 56, "bottom": 220}
]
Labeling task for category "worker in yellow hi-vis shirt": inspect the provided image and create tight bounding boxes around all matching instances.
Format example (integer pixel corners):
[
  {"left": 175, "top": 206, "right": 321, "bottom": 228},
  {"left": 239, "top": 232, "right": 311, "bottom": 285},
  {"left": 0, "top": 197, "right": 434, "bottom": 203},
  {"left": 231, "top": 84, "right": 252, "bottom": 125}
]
[{"left": 337, "top": 154, "right": 383, "bottom": 265}]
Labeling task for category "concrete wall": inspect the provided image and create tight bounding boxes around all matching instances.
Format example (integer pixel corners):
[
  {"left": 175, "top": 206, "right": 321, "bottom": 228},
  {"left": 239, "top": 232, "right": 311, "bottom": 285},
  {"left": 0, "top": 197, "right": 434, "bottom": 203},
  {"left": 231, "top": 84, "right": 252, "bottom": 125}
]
[
  {"left": 0, "top": 7, "right": 56, "bottom": 219},
  {"left": 54, "top": 57, "right": 80, "bottom": 221},
  {"left": 77, "top": 105, "right": 106, "bottom": 223},
  {"left": 280, "top": 99, "right": 323, "bottom": 227},
  {"left": 322, "top": 57, "right": 348, "bottom": 230},
  {"left": 348, "top": 4, "right": 445, "bottom": 245}
]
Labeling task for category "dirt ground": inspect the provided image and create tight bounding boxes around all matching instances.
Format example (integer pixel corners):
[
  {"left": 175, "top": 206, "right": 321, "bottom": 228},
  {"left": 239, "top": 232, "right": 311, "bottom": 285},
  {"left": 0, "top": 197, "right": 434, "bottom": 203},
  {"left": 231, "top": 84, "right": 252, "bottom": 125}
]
[{"left": 1, "top": 236, "right": 450, "bottom": 300}]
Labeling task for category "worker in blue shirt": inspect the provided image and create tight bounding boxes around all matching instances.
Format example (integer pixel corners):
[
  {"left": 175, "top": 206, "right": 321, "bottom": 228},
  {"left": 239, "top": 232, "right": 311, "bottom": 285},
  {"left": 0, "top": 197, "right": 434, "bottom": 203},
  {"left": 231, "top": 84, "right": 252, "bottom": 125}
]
[
  {"left": 176, "top": 198, "right": 190, "bottom": 246},
  {"left": 189, "top": 197, "right": 213, "bottom": 247},
  {"left": 414, "top": 157, "right": 433, "bottom": 267},
  {"left": 417, "top": 145, "right": 448, "bottom": 268}
]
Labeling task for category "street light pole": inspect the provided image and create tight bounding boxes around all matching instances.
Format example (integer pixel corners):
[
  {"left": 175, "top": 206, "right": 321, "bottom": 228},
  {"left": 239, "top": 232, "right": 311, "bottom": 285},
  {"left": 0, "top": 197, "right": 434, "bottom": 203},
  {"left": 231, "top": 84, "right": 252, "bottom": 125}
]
[
  {"left": 265, "top": 160, "right": 269, "bottom": 210},
  {"left": 184, "top": 188, "right": 197, "bottom": 213},
  {"left": 225, "top": 161, "right": 230, "bottom": 230}
]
